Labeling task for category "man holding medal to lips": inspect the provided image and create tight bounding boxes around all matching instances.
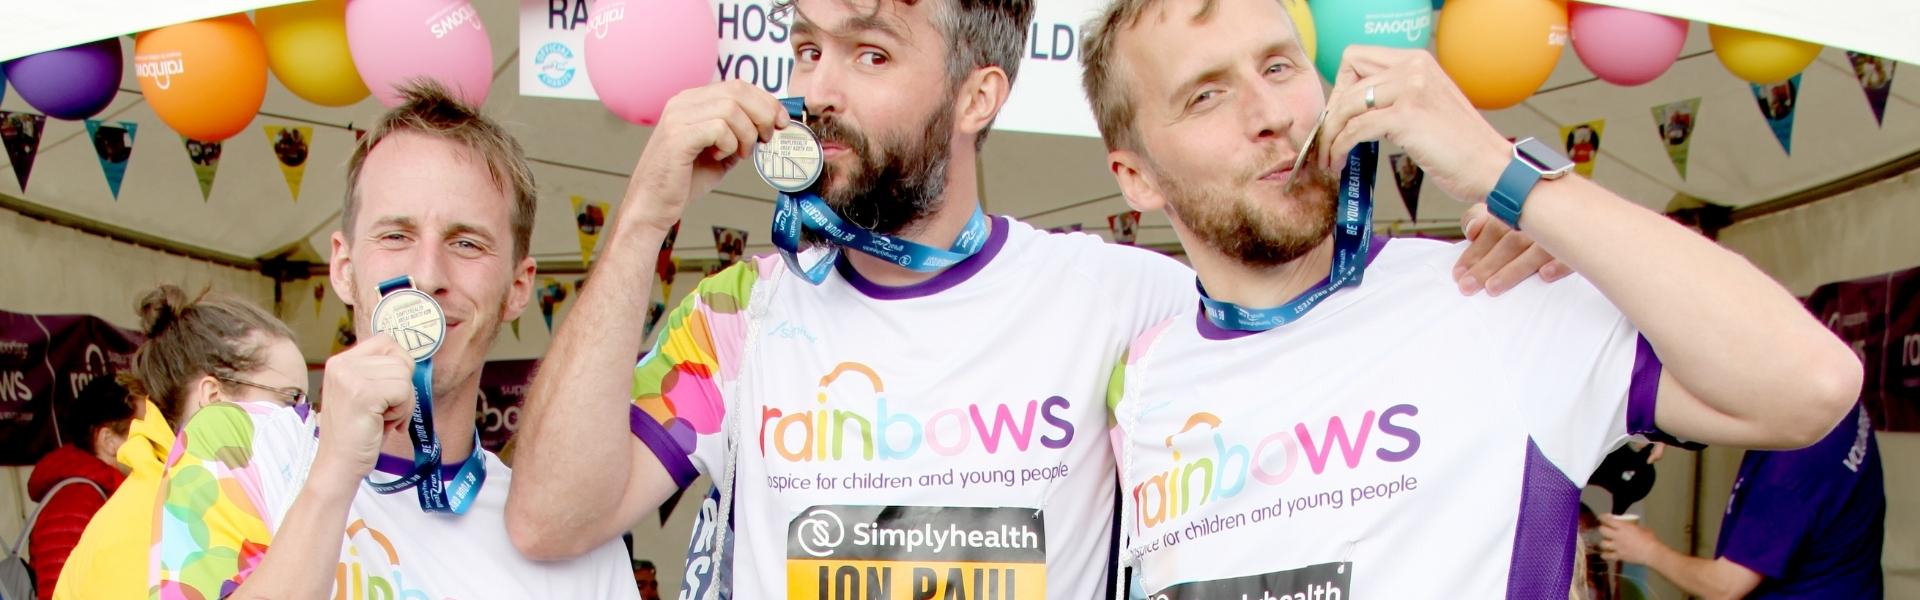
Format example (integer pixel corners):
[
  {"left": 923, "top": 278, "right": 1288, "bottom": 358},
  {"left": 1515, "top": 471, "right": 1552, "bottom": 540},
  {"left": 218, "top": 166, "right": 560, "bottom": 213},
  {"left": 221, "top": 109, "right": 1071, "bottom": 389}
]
[
  {"left": 506, "top": 0, "right": 1569, "bottom": 596},
  {"left": 148, "top": 83, "right": 637, "bottom": 598},
  {"left": 1078, "top": 0, "right": 1864, "bottom": 596}
]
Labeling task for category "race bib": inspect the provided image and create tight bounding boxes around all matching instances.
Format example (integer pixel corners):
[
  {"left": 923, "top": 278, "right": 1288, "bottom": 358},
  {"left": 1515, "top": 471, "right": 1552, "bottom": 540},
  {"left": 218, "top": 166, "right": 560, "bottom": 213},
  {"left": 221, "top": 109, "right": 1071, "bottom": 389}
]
[
  {"left": 786, "top": 505, "right": 1046, "bottom": 599},
  {"left": 1152, "top": 561, "right": 1352, "bottom": 600}
]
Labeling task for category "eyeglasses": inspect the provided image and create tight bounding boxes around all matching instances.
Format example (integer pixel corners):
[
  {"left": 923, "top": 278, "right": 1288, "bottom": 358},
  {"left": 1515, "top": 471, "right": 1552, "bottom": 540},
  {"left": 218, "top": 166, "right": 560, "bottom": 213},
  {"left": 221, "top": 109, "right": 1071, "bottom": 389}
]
[{"left": 217, "top": 376, "right": 308, "bottom": 406}]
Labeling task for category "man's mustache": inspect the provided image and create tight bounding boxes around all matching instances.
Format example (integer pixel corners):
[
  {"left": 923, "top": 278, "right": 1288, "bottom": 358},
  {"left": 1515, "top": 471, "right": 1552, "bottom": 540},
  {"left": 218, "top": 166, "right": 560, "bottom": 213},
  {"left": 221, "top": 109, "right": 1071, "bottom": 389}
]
[{"left": 810, "top": 116, "right": 869, "bottom": 159}]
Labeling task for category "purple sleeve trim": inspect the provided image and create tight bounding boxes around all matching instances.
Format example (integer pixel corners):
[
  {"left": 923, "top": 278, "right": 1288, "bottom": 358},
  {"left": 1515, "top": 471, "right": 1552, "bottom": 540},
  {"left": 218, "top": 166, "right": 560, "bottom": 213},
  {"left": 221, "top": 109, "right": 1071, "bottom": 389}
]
[
  {"left": 630, "top": 405, "right": 699, "bottom": 489},
  {"left": 1626, "top": 335, "right": 1662, "bottom": 436},
  {"left": 1626, "top": 335, "right": 1703, "bottom": 449}
]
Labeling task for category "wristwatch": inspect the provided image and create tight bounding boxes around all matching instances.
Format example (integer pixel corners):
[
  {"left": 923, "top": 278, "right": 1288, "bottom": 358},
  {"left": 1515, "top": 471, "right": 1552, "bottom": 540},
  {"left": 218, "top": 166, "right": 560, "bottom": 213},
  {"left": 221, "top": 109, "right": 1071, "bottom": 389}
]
[{"left": 1487, "top": 137, "right": 1575, "bottom": 229}]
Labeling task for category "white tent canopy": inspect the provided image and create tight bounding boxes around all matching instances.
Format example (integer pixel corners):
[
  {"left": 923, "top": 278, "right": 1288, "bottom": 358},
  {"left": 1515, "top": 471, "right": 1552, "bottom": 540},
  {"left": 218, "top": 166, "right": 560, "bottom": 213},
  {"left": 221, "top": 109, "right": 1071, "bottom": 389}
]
[
  {"left": 0, "top": 1, "right": 1914, "bottom": 273},
  {"left": 3, "top": 3, "right": 1918, "bottom": 599}
]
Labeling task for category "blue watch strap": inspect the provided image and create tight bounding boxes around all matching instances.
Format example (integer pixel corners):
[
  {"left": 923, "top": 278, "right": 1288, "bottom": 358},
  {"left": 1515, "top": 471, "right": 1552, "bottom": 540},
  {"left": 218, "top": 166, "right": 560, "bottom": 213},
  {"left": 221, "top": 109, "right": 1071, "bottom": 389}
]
[{"left": 1487, "top": 155, "right": 1541, "bottom": 230}]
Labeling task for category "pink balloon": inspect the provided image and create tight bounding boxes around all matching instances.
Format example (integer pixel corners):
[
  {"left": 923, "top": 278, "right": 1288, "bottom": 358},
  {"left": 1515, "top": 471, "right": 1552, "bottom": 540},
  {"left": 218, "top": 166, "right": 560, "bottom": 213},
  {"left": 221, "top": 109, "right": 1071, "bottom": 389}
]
[
  {"left": 585, "top": 0, "right": 719, "bottom": 126},
  {"left": 345, "top": 0, "right": 494, "bottom": 107},
  {"left": 1569, "top": 3, "right": 1688, "bottom": 86}
]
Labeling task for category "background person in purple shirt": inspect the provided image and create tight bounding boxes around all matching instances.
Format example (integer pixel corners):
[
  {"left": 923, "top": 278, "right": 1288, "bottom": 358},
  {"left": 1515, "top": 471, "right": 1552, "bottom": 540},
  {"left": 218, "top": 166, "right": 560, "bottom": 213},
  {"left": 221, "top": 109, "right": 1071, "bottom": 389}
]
[{"left": 1601, "top": 402, "right": 1885, "bottom": 599}]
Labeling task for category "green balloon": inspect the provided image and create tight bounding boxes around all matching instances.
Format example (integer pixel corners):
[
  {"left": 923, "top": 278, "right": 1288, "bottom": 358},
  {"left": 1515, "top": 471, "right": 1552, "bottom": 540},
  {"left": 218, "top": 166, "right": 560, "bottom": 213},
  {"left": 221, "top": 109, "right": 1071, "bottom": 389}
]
[{"left": 1310, "top": 0, "right": 1435, "bottom": 81}]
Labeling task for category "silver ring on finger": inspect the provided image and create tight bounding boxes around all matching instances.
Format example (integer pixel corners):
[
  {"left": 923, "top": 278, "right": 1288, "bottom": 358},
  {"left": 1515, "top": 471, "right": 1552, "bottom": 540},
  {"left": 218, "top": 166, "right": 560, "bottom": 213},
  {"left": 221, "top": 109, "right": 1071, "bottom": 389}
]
[{"left": 1364, "top": 85, "right": 1377, "bottom": 110}]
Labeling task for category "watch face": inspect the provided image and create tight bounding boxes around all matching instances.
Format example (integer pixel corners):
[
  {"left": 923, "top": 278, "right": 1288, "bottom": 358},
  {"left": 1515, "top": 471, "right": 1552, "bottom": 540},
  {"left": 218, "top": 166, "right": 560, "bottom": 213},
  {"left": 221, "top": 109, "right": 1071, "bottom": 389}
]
[{"left": 1515, "top": 137, "right": 1576, "bottom": 176}]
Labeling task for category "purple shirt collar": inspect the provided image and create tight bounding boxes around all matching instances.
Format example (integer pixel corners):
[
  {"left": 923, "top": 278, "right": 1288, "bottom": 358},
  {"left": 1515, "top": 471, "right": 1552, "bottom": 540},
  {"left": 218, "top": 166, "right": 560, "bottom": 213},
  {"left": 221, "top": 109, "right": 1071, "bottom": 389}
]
[
  {"left": 1197, "top": 236, "right": 1391, "bottom": 341},
  {"left": 374, "top": 452, "right": 474, "bottom": 480},
  {"left": 834, "top": 215, "right": 1009, "bottom": 300}
]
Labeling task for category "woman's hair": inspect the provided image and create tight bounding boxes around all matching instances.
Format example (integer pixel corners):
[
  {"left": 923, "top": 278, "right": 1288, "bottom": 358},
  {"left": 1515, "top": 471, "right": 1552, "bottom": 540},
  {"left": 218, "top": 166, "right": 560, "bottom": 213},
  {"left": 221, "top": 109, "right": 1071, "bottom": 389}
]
[{"left": 130, "top": 285, "right": 295, "bottom": 427}]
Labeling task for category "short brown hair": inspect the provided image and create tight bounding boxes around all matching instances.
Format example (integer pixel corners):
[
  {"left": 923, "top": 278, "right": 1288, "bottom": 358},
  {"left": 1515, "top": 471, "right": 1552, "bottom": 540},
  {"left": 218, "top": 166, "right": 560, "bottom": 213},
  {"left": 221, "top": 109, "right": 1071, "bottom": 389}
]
[
  {"left": 1083, "top": 0, "right": 1297, "bottom": 152},
  {"left": 773, "top": 0, "right": 1034, "bottom": 150},
  {"left": 130, "top": 285, "right": 295, "bottom": 427},
  {"left": 344, "top": 80, "right": 537, "bottom": 260}
]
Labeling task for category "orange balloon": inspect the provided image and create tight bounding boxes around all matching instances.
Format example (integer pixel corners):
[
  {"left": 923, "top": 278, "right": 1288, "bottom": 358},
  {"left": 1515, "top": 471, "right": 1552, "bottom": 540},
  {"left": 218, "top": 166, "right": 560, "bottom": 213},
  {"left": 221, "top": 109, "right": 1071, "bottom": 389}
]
[
  {"left": 1435, "top": 0, "right": 1569, "bottom": 110},
  {"left": 133, "top": 14, "right": 268, "bottom": 142}
]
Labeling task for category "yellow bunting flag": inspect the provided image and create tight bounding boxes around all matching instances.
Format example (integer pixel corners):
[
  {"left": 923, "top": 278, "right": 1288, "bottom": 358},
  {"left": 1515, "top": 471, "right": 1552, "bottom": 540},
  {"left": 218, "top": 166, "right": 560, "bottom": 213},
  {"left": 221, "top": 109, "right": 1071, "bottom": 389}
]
[
  {"left": 1559, "top": 120, "right": 1604, "bottom": 179},
  {"left": 264, "top": 125, "right": 313, "bottom": 202},
  {"left": 572, "top": 195, "right": 610, "bottom": 267}
]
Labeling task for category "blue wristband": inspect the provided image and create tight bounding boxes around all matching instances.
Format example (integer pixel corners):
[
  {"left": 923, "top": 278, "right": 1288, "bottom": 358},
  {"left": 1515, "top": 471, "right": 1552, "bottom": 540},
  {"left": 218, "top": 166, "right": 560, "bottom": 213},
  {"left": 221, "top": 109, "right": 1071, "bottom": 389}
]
[{"left": 1487, "top": 156, "right": 1541, "bottom": 230}]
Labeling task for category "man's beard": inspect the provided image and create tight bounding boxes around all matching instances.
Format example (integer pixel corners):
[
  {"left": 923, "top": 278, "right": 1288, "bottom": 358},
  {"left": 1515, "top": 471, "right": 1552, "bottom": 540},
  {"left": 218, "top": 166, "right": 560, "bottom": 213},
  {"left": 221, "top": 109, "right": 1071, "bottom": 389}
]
[
  {"left": 802, "top": 98, "right": 956, "bottom": 244},
  {"left": 1157, "top": 146, "right": 1339, "bottom": 269}
]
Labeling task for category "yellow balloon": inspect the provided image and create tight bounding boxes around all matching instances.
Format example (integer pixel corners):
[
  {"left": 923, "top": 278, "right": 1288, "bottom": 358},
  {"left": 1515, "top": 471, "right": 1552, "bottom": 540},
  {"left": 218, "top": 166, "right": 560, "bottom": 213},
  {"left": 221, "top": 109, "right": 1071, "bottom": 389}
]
[
  {"left": 1708, "top": 25, "right": 1820, "bottom": 85},
  {"left": 1282, "top": 0, "right": 1318, "bottom": 63},
  {"left": 1435, "top": 0, "right": 1568, "bottom": 110},
  {"left": 256, "top": 0, "right": 369, "bottom": 106}
]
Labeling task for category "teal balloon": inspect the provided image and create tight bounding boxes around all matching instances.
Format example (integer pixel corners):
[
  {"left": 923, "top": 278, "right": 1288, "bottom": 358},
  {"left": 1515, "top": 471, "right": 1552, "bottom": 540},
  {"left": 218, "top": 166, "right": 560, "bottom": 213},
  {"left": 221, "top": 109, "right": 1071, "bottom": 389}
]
[{"left": 1310, "top": 0, "right": 1435, "bottom": 81}]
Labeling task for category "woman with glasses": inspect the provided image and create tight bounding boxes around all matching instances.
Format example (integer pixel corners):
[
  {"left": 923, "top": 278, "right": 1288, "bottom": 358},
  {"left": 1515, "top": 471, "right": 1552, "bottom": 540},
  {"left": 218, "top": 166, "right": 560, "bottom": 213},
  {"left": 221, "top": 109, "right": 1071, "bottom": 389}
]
[{"left": 53, "top": 285, "right": 303, "bottom": 600}]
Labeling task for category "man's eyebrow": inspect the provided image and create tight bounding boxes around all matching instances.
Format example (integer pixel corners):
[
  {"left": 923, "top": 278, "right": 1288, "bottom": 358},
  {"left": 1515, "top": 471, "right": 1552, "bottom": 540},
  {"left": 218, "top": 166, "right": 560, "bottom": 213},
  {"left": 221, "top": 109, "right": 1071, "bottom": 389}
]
[
  {"left": 443, "top": 222, "right": 498, "bottom": 244},
  {"left": 1169, "top": 64, "right": 1230, "bottom": 110},
  {"left": 791, "top": 11, "right": 908, "bottom": 44},
  {"left": 368, "top": 215, "right": 417, "bottom": 232}
]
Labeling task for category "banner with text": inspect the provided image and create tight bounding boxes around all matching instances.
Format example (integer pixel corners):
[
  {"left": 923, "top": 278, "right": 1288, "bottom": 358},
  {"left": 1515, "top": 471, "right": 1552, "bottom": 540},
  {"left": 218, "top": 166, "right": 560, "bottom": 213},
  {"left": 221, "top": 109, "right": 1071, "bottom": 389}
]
[
  {"left": 0, "top": 311, "right": 142, "bottom": 465},
  {"left": 1803, "top": 265, "right": 1920, "bottom": 432},
  {"left": 520, "top": 0, "right": 1103, "bottom": 138},
  {"left": 477, "top": 359, "right": 538, "bottom": 454}
]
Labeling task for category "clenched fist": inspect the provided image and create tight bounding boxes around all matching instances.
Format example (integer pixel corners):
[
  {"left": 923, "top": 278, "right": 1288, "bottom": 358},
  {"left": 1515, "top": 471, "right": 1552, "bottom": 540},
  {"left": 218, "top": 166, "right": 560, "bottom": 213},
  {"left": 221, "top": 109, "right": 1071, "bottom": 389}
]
[{"left": 312, "top": 332, "right": 418, "bottom": 487}]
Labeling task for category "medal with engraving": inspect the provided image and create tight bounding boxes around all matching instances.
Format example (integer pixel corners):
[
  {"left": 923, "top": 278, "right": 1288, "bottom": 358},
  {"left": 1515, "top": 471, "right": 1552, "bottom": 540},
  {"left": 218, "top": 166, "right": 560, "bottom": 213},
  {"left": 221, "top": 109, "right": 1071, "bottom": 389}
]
[
  {"left": 364, "top": 276, "right": 485, "bottom": 514},
  {"left": 754, "top": 110, "right": 825, "bottom": 194},
  {"left": 372, "top": 287, "right": 445, "bottom": 361},
  {"left": 759, "top": 98, "right": 994, "bottom": 285}
]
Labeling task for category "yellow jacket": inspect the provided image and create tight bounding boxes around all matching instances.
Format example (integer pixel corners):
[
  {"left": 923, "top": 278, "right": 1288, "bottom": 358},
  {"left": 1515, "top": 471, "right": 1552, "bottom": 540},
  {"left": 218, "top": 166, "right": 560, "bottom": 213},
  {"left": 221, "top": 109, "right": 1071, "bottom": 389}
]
[{"left": 52, "top": 401, "right": 174, "bottom": 600}]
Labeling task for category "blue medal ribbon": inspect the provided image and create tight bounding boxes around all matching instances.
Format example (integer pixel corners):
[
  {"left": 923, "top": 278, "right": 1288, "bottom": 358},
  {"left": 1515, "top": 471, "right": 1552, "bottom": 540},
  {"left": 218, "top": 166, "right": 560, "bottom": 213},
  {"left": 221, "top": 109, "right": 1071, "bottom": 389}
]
[
  {"left": 766, "top": 98, "right": 991, "bottom": 285},
  {"left": 365, "top": 276, "right": 486, "bottom": 514},
  {"left": 1198, "top": 141, "right": 1379, "bottom": 331}
]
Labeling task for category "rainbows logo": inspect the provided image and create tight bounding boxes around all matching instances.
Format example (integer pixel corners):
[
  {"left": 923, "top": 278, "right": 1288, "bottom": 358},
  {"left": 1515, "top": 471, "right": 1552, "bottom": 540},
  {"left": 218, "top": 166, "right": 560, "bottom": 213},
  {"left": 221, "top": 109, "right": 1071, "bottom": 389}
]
[
  {"left": 758, "top": 362, "right": 1076, "bottom": 462},
  {"left": 1132, "top": 403, "right": 1421, "bottom": 531}
]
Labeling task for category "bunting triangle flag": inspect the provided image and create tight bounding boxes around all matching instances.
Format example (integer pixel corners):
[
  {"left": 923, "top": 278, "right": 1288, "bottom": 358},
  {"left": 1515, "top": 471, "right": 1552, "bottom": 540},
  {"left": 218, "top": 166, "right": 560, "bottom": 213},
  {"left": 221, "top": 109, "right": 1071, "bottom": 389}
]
[
  {"left": 1750, "top": 75, "right": 1801, "bottom": 156},
  {"left": 510, "top": 317, "right": 521, "bottom": 341},
  {"left": 83, "top": 120, "right": 138, "bottom": 199},
  {"left": 264, "top": 125, "right": 314, "bottom": 202},
  {"left": 712, "top": 226, "right": 748, "bottom": 270},
  {"left": 644, "top": 300, "right": 668, "bottom": 339},
  {"left": 1388, "top": 153, "right": 1423, "bottom": 220},
  {"left": 537, "top": 277, "right": 571, "bottom": 333},
  {"left": 180, "top": 136, "right": 223, "bottom": 201},
  {"left": 1108, "top": 211, "right": 1141, "bottom": 245},
  {"left": 657, "top": 488, "right": 687, "bottom": 526},
  {"left": 1846, "top": 52, "right": 1896, "bottom": 127},
  {"left": 1559, "top": 120, "right": 1604, "bottom": 179},
  {"left": 332, "top": 314, "right": 356, "bottom": 354},
  {"left": 572, "top": 196, "right": 610, "bottom": 267},
  {"left": 1649, "top": 98, "right": 1701, "bottom": 179},
  {"left": 660, "top": 258, "right": 678, "bottom": 303},
  {"left": 656, "top": 221, "right": 680, "bottom": 299},
  {"left": 0, "top": 111, "right": 48, "bottom": 191}
]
